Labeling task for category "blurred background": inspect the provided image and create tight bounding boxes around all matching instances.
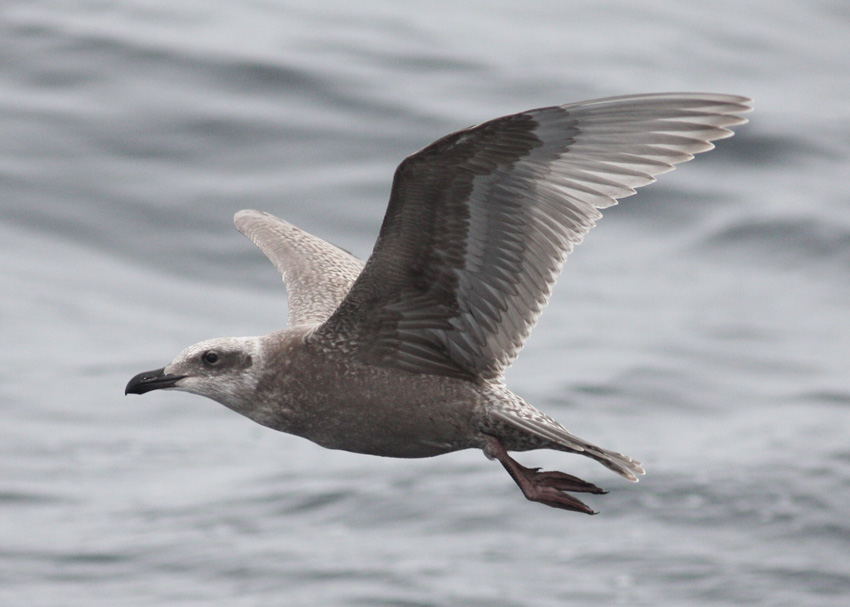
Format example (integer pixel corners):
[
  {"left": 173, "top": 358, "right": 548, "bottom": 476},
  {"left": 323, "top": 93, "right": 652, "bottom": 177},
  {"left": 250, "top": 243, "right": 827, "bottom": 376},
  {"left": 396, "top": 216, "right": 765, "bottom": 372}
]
[{"left": 2, "top": 1, "right": 848, "bottom": 605}]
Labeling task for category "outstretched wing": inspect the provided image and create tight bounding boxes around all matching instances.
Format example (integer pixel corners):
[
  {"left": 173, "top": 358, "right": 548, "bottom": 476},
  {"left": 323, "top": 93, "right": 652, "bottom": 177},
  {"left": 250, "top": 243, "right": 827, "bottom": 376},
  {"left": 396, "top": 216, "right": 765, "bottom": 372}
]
[
  {"left": 234, "top": 210, "right": 364, "bottom": 327},
  {"left": 315, "top": 93, "right": 751, "bottom": 379}
]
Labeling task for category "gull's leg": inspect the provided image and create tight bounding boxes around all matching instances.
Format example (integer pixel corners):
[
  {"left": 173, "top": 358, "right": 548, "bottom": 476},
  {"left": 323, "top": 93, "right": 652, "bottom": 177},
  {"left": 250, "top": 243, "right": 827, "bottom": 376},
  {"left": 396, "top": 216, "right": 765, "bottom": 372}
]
[{"left": 484, "top": 435, "right": 606, "bottom": 515}]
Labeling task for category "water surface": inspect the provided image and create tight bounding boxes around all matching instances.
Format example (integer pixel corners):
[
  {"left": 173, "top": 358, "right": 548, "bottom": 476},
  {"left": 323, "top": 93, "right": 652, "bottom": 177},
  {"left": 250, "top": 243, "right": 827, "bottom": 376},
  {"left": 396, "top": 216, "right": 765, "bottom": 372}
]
[{"left": 2, "top": 1, "right": 849, "bottom": 605}]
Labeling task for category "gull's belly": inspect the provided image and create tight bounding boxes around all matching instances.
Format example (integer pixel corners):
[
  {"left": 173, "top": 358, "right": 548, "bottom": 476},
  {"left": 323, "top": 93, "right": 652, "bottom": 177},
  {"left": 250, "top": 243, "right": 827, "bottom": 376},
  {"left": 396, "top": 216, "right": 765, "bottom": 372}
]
[{"left": 267, "top": 362, "right": 489, "bottom": 458}]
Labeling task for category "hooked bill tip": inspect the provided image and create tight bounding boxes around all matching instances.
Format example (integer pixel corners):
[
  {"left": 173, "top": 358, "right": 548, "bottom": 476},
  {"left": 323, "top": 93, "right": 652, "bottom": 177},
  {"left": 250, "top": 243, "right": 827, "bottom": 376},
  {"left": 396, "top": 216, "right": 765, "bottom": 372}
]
[{"left": 125, "top": 367, "right": 185, "bottom": 395}]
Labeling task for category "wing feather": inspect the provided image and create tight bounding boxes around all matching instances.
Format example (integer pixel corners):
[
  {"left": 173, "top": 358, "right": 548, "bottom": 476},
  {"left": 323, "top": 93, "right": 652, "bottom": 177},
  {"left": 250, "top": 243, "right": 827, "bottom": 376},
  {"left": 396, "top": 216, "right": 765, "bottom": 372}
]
[
  {"left": 234, "top": 210, "right": 364, "bottom": 327},
  {"left": 315, "top": 93, "right": 751, "bottom": 379}
]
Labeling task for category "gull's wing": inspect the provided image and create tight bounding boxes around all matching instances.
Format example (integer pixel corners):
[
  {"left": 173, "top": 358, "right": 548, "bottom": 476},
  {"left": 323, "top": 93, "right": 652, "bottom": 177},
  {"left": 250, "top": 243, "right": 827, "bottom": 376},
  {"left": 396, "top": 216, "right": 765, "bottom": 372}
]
[
  {"left": 234, "top": 210, "right": 364, "bottom": 327},
  {"left": 314, "top": 93, "right": 752, "bottom": 380}
]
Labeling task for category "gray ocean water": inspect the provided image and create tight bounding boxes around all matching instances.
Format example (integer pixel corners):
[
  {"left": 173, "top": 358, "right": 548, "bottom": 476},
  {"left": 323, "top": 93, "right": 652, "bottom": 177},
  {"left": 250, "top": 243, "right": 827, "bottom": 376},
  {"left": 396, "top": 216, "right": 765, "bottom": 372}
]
[{"left": 2, "top": 1, "right": 849, "bottom": 605}]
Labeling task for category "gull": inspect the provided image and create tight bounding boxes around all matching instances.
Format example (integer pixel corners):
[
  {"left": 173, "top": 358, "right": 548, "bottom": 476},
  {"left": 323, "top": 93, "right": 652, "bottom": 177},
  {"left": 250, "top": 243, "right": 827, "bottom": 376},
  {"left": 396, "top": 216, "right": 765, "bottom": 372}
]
[{"left": 126, "top": 93, "right": 750, "bottom": 513}]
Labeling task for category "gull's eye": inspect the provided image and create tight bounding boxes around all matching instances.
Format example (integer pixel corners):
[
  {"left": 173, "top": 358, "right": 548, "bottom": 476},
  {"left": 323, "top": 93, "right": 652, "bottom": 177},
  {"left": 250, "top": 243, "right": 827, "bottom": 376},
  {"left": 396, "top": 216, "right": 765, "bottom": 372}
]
[{"left": 202, "top": 351, "right": 220, "bottom": 365}]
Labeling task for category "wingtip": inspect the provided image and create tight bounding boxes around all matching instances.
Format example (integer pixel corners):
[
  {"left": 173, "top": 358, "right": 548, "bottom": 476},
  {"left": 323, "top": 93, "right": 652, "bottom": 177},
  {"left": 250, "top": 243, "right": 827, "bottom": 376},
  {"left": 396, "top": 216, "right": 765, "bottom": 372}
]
[
  {"left": 233, "top": 209, "right": 267, "bottom": 233},
  {"left": 731, "top": 94, "right": 754, "bottom": 111},
  {"left": 234, "top": 208, "right": 261, "bottom": 223}
]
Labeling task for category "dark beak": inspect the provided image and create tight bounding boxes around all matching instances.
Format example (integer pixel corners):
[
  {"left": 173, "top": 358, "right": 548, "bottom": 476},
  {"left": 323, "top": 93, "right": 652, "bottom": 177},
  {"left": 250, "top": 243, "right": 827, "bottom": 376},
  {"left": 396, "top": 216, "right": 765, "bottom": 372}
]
[{"left": 125, "top": 367, "right": 186, "bottom": 395}]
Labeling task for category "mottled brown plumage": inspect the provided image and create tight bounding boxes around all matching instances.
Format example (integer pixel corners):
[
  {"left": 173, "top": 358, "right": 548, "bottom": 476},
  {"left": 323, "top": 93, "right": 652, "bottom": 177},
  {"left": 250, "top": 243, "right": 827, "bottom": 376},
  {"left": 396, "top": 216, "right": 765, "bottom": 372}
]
[{"left": 127, "top": 93, "right": 750, "bottom": 513}]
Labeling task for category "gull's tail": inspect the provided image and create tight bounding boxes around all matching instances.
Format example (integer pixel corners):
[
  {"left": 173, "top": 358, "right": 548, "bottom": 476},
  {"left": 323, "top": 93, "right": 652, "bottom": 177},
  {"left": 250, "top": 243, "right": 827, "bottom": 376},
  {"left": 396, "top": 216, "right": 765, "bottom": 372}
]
[{"left": 490, "top": 407, "right": 645, "bottom": 481}]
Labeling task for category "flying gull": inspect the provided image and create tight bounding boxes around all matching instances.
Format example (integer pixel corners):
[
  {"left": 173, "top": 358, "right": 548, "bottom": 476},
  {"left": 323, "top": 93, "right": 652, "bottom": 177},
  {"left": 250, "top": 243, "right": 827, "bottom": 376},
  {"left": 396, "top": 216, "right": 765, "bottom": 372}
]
[{"left": 126, "top": 93, "right": 751, "bottom": 514}]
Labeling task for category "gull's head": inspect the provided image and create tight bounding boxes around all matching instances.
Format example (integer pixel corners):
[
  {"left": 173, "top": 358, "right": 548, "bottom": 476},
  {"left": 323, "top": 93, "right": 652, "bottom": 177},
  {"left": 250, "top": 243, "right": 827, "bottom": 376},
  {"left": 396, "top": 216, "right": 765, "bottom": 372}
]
[{"left": 125, "top": 336, "right": 263, "bottom": 414}]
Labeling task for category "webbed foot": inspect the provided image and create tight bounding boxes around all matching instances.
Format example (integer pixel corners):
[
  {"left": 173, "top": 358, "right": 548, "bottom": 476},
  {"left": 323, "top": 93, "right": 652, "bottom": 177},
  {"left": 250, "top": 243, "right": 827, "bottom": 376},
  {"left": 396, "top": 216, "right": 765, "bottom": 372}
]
[{"left": 484, "top": 436, "right": 605, "bottom": 514}]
